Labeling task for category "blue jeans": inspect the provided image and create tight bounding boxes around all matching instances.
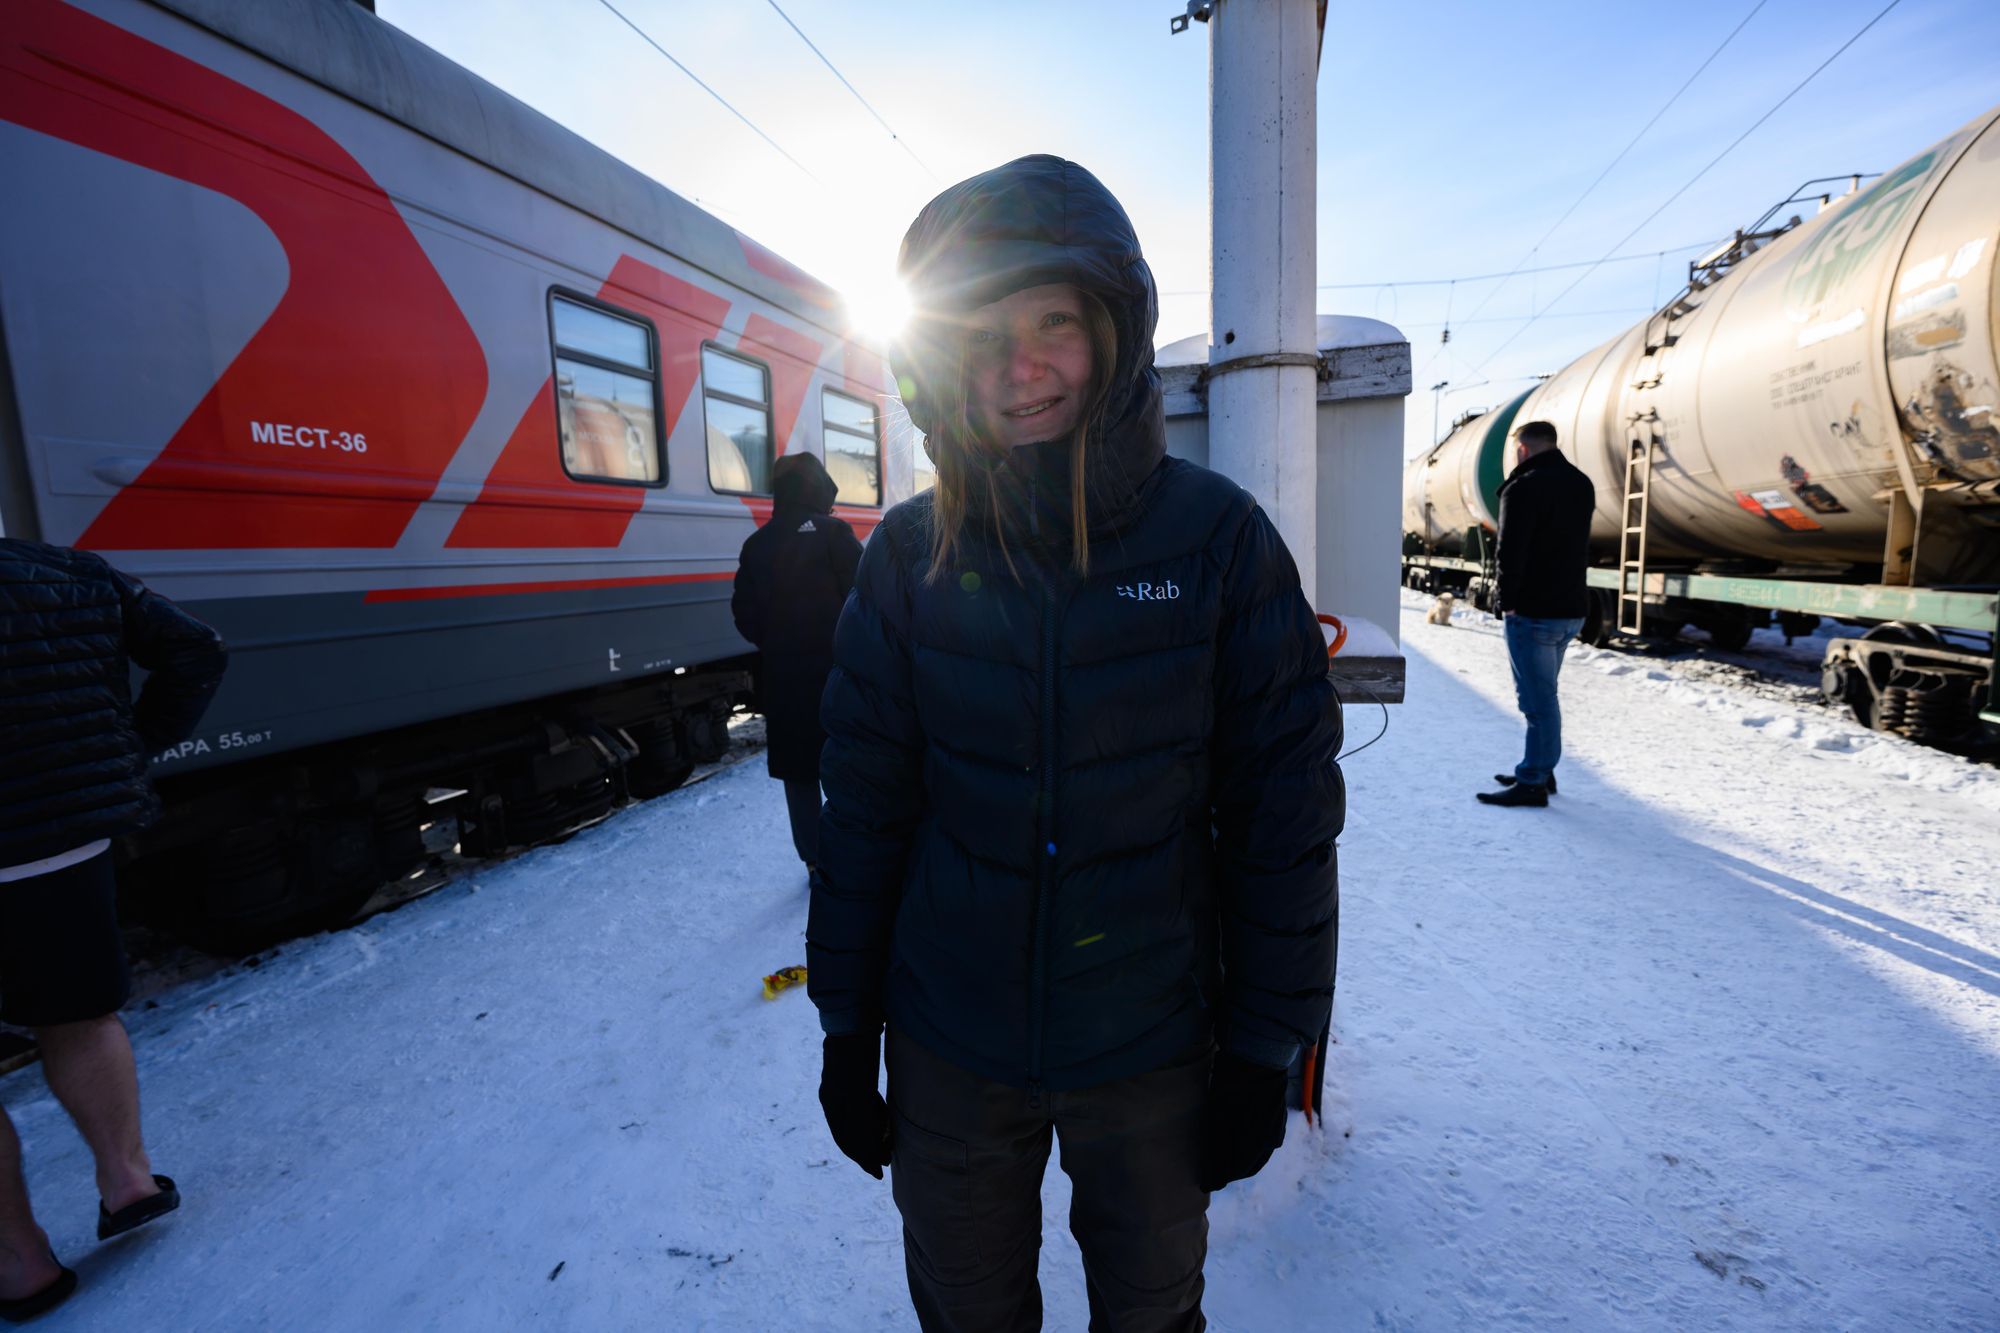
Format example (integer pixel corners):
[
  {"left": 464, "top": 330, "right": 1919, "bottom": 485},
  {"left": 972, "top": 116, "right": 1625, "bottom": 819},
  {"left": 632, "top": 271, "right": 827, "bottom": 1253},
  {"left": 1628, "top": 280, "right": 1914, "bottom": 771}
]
[{"left": 1505, "top": 615, "right": 1585, "bottom": 787}]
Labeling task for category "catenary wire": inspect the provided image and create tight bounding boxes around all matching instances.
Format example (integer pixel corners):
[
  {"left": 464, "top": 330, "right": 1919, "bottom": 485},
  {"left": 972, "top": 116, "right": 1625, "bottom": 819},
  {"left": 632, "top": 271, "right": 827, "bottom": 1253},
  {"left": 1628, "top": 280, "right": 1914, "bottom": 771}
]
[
  {"left": 763, "top": 0, "right": 942, "bottom": 184},
  {"left": 593, "top": 0, "right": 825, "bottom": 186},
  {"left": 1455, "top": 0, "right": 1770, "bottom": 328},
  {"left": 1156, "top": 240, "right": 1718, "bottom": 298},
  {"left": 1473, "top": 0, "right": 1906, "bottom": 374}
]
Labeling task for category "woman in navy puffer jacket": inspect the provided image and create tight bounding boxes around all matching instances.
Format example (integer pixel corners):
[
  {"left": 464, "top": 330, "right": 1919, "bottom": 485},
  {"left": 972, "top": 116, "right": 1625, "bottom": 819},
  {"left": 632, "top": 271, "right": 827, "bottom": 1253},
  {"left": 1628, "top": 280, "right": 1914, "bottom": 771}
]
[{"left": 808, "top": 156, "right": 1342, "bottom": 1332}]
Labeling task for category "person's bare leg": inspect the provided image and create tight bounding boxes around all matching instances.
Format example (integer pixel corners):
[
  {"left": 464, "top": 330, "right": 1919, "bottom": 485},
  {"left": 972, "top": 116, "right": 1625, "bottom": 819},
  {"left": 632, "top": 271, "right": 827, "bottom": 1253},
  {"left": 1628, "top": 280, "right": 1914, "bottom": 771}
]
[
  {"left": 0, "top": 1106, "right": 61, "bottom": 1301},
  {"left": 34, "top": 1015, "right": 159, "bottom": 1212}
]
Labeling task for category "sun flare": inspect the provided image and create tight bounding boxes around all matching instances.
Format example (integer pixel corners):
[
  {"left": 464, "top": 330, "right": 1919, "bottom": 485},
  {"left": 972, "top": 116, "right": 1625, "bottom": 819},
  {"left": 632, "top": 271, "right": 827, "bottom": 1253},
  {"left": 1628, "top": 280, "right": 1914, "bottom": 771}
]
[{"left": 844, "top": 278, "right": 911, "bottom": 342}]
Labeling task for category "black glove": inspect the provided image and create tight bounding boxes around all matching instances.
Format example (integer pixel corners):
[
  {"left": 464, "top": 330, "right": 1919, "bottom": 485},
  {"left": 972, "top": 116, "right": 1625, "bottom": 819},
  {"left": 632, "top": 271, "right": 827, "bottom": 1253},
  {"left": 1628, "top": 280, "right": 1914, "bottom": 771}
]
[
  {"left": 1200, "top": 1050, "right": 1289, "bottom": 1192},
  {"left": 818, "top": 1033, "right": 891, "bottom": 1179}
]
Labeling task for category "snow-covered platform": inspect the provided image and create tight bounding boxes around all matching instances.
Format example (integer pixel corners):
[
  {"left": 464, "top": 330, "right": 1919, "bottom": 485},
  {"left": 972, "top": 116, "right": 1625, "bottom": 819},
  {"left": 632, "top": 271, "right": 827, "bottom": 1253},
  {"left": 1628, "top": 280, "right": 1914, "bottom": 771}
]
[{"left": 5, "top": 593, "right": 1997, "bottom": 1330}]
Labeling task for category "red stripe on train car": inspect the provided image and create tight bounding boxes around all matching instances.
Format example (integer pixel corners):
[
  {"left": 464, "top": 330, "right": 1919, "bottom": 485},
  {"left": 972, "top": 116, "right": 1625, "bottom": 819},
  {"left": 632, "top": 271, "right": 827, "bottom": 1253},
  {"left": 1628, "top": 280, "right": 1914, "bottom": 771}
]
[
  {"left": 362, "top": 571, "right": 735, "bottom": 603},
  {"left": 2, "top": 0, "right": 487, "bottom": 550},
  {"left": 737, "top": 234, "right": 842, "bottom": 314}
]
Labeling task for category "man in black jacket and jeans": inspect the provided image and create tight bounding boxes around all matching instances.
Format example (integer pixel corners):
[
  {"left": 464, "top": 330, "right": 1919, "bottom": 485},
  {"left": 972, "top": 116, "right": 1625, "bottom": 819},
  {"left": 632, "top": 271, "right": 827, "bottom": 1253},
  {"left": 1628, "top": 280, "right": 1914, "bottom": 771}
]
[
  {"left": 0, "top": 539, "right": 225, "bottom": 1320},
  {"left": 1478, "top": 420, "right": 1596, "bottom": 809}
]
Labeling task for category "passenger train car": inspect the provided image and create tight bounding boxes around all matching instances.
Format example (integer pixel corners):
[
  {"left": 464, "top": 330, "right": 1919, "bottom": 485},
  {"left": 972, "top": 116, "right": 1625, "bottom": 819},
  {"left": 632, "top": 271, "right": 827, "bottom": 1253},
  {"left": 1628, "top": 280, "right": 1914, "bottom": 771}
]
[{"left": 0, "top": 0, "right": 915, "bottom": 944}]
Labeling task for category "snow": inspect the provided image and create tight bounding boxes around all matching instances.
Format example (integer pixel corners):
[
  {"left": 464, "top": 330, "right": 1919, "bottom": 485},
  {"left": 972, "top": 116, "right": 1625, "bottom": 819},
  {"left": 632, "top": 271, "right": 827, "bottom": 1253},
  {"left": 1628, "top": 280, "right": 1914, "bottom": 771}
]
[
  {"left": 5, "top": 592, "right": 1998, "bottom": 1329},
  {"left": 1155, "top": 314, "right": 1407, "bottom": 367}
]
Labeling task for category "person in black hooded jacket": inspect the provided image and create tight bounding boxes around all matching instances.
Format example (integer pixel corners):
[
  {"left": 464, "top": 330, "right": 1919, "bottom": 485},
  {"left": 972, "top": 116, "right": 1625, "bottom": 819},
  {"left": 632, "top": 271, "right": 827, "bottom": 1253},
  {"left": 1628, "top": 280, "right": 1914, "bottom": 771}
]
[
  {"left": 732, "top": 452, "right": 863, "bottom": 871},
  {"left": 808, "top": 157, "right": 1343, "bottom": 1331}
]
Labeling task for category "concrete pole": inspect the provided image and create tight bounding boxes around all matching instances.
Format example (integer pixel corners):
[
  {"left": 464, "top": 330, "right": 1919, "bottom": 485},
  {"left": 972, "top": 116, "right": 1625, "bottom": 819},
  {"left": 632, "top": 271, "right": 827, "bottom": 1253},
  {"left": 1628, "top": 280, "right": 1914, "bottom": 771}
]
[{"left": 1206, "top": 0, "right": 1320, "bottom": 605}]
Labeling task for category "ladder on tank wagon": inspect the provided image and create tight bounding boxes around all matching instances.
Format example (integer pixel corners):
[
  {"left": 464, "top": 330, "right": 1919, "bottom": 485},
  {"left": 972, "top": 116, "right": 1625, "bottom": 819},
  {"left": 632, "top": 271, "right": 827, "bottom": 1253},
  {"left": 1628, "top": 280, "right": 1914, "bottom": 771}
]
[{"left": 1617, "top": 436, "right": 1654, "bottom": 635}]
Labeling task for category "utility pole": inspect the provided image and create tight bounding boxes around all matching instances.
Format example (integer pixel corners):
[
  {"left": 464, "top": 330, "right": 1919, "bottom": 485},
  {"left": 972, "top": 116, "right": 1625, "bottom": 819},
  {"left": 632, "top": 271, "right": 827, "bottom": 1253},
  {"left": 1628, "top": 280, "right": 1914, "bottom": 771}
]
[
  {"left": 1431, "top": 380, "right": 1449, "bottom": 444},
  {"left": 1175, "top": 0, "right": 1323, "bottom": 603}
]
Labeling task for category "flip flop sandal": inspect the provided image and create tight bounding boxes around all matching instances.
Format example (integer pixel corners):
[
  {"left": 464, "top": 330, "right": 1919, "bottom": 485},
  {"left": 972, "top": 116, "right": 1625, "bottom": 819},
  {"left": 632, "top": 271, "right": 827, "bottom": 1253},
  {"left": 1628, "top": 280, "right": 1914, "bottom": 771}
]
[
  {"left": 97, "top": 1174, "right": 180, "bottom": 1241},
  {"left": 0, "top": 1253, "right": 76, "bottom": 1324}
]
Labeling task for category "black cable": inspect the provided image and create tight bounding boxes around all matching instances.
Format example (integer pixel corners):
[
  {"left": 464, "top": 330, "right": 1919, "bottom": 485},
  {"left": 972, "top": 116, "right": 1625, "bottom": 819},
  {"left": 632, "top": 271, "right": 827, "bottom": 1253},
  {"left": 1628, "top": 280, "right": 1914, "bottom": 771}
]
[
  {"left": 1157, "top": 240, "right": 1717, "bottom": 298},
  {"left": 1474, "top": 0, "right": 1907, "bottom": 374},
  {"left": 1331, "top": 673, "right": 1391, "bottom": 763},
  {"left": 1455, "top": 0, "right": 1770, "bottom": 328},
  {"left": 1402, "top": 305, "right": 1657, "bottom": 330},
  {"left": 592, "top": 0, "right": 825, "bottom": 186},
  {"left": 763, "top": 0, "right": 942, "bottom": 185}
]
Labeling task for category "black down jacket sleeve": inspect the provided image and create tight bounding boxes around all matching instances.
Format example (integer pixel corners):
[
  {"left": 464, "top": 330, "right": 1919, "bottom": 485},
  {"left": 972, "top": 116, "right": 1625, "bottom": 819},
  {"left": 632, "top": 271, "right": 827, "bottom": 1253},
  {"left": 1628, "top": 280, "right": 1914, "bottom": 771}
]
[
  {"left": 1209, "top": 504, "right": 1344, "bottom": 1069},
  {"left": 809, "top": 521, "right": 924, "bottom": 1036},
  {"left": 113, "top": 565, "right": 226, "bottom": 755}
]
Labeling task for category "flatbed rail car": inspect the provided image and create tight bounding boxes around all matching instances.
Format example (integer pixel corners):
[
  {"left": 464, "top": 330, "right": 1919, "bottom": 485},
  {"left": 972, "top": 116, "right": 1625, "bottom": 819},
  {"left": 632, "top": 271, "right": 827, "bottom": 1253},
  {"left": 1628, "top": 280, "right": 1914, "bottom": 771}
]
[
  {"left": 1402, "top": 105, "right": 2000, "bottom": 752},
  {"left": 0, "top": 0, "right": 913, "bottom": 947}
]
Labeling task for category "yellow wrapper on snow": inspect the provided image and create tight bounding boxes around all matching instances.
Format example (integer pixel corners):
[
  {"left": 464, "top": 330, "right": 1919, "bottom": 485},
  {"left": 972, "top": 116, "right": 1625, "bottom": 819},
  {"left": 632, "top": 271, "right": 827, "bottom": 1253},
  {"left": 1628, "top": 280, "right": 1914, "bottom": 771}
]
[{"left": 761, "top": 965, "right": 808, "bottom": 1000}]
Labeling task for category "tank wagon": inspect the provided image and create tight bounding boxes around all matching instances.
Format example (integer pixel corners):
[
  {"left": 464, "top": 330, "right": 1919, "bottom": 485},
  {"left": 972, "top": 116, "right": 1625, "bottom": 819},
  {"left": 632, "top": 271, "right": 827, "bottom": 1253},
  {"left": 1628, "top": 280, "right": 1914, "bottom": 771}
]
[
  {"left": 0, "top": 0, "right": 912, "bottom": 946},
  {"left": 1405, "top": 105, "right": 2000, "bottom": 750}
]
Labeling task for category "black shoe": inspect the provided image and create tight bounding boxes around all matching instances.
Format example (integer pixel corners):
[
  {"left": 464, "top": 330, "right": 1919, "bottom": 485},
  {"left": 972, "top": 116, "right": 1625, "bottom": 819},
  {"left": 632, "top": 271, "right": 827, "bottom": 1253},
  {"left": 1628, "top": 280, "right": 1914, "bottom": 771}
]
[
  {"left": 97, "top": 1174, "right": 179, "bottom": 1241},
  {"left": 1494, "top": 772, "right": 1557, "bottom": 795},
  {"left": 1477, "top": 781, "right": 1548, "bottom": 807},
  {"left": 0, "top": 1254, "right": 75, "bottom": 1323}
]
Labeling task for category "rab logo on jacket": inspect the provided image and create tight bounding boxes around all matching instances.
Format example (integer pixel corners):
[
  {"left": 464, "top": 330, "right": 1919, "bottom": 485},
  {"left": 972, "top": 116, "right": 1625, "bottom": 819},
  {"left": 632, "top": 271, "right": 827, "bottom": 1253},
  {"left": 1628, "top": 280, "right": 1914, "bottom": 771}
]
[{"left": 1116, "top": 580, "right": 1180, "bottom": 602}]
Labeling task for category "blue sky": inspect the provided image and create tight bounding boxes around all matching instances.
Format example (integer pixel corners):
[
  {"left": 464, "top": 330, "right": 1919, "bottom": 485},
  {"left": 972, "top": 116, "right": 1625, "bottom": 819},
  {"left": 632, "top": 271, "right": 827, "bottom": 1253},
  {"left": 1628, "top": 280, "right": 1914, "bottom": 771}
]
[{"left": 377, "top": 0, "right": 2000, "bottom": 458}]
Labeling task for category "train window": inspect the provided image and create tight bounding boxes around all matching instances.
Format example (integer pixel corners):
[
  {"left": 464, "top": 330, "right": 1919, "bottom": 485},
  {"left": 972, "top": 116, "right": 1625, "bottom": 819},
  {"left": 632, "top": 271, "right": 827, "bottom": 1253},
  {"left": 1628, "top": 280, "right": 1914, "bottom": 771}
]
[
  {"left": 702, "top": 346, "right": 773, "bottom": 495},
  {"left": 822, "top": 389, "right": 881, "bottom": 507},
  {"left": 550, "top": 294, "right": 662, "bottom": 485}
]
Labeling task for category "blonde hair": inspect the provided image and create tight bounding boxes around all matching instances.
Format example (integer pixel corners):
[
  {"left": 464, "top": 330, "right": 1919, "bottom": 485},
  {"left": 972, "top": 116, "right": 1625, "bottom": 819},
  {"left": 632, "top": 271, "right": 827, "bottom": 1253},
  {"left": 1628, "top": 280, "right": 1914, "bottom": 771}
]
[{"left": 922, "top": 289, "right": 1118, "bottom": 583}]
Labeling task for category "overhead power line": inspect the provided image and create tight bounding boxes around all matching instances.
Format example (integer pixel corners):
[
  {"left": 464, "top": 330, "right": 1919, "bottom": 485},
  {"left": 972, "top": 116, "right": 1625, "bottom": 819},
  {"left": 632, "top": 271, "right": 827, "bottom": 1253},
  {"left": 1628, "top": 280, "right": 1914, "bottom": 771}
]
[
  {"left": 1474, "top": 0, "right": 1907, "bottom": 374},
  {"left": 1456, "top": 0, "right": 1770, "bottom": 330},
  {"left": 1399, "top": 305, "right": 1658, "bottom": 330},
  {"left": 763, "top": 0, "right": 942, "bottom": 184},
  {"left": 1156, "top": 240, "right": 1718, "bottom": 298},
  {"left": 593, "top": 0, "right": 824, "bottom": 186}
]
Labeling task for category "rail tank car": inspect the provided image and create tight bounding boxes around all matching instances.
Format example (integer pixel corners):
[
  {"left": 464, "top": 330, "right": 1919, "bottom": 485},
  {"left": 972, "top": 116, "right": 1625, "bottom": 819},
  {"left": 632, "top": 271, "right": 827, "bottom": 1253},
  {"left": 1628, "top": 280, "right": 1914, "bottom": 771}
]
[
  {"left": 0, "top": 0, "right": 911, "bottom": 946},
  {"left": 1403, "top": 389, "right": 1531, "bottom": 554},
  {"left": 1404, "top": 104, "right": 2000, "bottom": 746}
]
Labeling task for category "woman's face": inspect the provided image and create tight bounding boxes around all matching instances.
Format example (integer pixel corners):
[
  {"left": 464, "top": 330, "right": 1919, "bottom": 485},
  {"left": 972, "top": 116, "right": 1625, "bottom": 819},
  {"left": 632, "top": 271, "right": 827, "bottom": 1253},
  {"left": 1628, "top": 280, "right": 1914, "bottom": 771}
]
[{"left": 962, "top": 284, "right": 1096, "bottom": 448}]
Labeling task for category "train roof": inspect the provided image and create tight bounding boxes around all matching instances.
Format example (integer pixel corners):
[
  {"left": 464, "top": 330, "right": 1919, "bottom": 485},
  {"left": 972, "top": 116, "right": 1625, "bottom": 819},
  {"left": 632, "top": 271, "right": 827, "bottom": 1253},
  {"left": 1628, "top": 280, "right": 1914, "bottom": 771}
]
[{"left": 148, "top": 0, "right": 850, "bottom": 335}]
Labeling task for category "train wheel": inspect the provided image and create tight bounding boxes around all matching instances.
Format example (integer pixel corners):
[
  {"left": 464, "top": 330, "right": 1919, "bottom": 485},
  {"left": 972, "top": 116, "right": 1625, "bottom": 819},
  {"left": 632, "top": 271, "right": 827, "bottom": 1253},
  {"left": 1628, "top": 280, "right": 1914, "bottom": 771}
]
[
  {"left": 682, "top": 700, "right": 733, "bottom": 766},
  {"left": 626, "top": 716, "right": 694, "bottom": 799},
  {"left": 159, "top": 813, "right": 382, "bottom": 955},
  {"left": 628, "top": 761, "right": 694, "bottom": 800},
  {"left": 1822, "top": 659, "right": 1874, "bottom": 728},
  {"left": 1581, "top": 590, "right": 1613, "bottom": 647},
  {"left": 1703, "top": 619, "right": 1753, "bottom": 653}
]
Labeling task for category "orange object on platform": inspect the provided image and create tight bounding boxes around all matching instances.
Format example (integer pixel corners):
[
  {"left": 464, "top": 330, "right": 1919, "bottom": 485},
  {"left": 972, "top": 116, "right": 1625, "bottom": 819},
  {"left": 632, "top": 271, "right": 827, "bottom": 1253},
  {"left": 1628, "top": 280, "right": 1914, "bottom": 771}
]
[{"left": 1316, "top": 613, "right": 1348, "bottom": 659}]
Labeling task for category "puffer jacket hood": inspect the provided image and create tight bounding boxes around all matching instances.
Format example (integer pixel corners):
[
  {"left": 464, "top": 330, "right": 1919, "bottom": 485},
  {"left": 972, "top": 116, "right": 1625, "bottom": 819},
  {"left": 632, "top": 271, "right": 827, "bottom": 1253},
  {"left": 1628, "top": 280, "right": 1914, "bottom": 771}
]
[
  {"left": 771, "top": 451, "right": 838, "bottom": 514},
  {"left": 894, "top": 155, "right": 1165, "bottom": 533}
]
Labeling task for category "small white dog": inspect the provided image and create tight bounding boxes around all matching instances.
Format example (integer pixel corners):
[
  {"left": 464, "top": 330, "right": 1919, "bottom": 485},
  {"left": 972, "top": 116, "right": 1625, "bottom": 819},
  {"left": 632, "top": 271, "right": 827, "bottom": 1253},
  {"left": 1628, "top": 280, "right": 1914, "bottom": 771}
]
[{"left": 1426, "top": 591, "right": 1457, "bottom": 626}]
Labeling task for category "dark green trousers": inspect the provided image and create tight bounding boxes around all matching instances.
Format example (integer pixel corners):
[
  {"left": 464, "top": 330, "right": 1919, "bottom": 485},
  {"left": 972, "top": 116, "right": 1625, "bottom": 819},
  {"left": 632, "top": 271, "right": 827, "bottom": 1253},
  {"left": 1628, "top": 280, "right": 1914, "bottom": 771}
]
[{"left": 886, "top": 1028, "right": 1213, "bottom": 1333}]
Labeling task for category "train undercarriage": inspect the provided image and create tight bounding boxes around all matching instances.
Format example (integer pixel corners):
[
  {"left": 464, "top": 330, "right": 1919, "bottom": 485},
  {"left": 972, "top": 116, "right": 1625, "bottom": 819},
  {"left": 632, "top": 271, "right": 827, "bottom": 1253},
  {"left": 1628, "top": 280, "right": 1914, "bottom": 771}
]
[
  {"left": 120, "top": 665, "right": 752, "bottom": 954},
  {"left": 1401, "top": 545, "right": 1999, "bottom": 756}
]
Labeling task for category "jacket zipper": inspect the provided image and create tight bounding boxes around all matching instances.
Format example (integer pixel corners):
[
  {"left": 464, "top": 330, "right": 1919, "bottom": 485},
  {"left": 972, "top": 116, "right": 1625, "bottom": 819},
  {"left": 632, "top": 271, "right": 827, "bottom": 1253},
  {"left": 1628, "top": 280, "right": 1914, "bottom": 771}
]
[{"left": 1027, "top": 473, "right": 1056, "bottom": 1111}]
